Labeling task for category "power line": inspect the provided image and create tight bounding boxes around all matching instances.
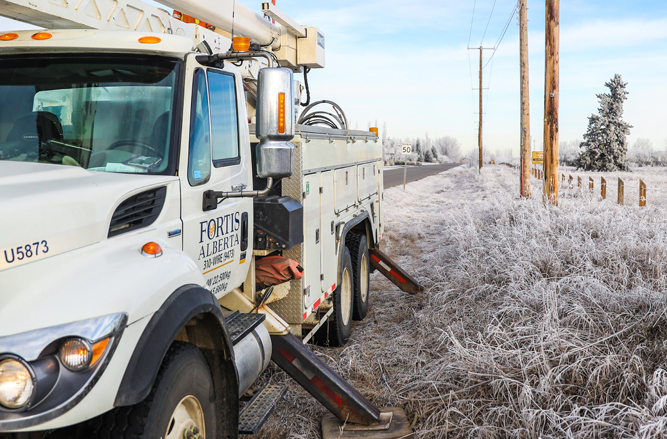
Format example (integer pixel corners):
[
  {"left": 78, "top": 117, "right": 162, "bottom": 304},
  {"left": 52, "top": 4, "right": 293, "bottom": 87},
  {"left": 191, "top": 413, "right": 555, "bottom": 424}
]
[
  {"left": 480, "top": 0, "right": 498, "bottom": 45},
  {"left": 483, "top": 1, "right": 518, "bottom": 69},
  {"left": 467, "top": 0, "right": 477, "bottom": 117},
  {"left": 467, "top": 0, "right": 477, "bottom": 47},
  {"left": 485, "top": 55, "right": 496, "bottom": 112}
]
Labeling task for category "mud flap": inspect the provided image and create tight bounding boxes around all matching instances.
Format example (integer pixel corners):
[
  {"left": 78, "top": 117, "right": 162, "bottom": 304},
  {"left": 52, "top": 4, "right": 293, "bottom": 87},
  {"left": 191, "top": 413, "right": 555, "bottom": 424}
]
[{"left": 369, "top": 248, "right": 424, "bottom": 294}]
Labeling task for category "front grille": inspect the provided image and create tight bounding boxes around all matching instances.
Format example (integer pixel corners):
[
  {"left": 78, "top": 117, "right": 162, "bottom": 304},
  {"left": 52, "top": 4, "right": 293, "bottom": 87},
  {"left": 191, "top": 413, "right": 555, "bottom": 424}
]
[{"left": 108, "top": 187, "right": 167, "bottom": 237}]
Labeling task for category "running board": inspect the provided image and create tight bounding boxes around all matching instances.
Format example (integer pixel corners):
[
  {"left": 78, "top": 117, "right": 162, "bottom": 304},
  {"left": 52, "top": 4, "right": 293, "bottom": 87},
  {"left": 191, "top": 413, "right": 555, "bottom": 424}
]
[
  {"left": 369, "top": 248, "right": 424, "bottom": 294},
  {"left": 271, "top": 333, "right": 381, "bottom": 425},
  {"left": 238, "top": 383, "right": 287, "bottom": 435}
]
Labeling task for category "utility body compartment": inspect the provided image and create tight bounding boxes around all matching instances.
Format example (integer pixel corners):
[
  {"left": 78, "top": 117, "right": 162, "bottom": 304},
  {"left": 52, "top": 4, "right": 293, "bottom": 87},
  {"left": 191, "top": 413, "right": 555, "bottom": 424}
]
[{"left": 251, "top": 124, "right": 384, "bottom": 337}]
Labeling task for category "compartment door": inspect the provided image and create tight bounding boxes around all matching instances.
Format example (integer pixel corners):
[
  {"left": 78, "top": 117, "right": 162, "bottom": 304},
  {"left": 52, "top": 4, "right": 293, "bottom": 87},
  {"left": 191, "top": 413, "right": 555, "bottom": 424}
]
[
  {"left": 302, "top": 173, "right": 321, "bottom": 310},
  {"left": 334, "top": 166, "right": 357, "bottom": 214},
  {"left": 357, "top": 163, "right": 377, "bottom": 202},
  {"left": 320, "top": 171, "right": 337, "bottom": 294}
]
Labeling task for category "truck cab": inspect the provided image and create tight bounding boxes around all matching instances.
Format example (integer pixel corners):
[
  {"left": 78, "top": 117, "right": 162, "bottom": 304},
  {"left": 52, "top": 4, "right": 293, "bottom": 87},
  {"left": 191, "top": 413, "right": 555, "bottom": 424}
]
[{"left": 0, "top": 6, "right": 419, "bottom": 436}]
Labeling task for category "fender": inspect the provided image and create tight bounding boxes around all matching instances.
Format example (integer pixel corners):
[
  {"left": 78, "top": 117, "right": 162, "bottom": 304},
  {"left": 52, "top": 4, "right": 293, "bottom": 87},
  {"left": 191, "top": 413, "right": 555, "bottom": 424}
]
[
  {"left": 114, "top": 285, "right": 239, "bottom": 429},
  {"left": 336, "top": 211, "right": 370, "bottom": 286}
]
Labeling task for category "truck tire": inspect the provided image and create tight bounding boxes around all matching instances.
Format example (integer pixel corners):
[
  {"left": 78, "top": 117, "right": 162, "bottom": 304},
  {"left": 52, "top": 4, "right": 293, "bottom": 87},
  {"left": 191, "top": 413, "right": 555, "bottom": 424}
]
[
  {"left": 315, "top": 247, "right": 353, "bottom": 347},
  {"left": 95, "top": 342, "right": 216, "bottom": 439},
  {"left": 346, "top": 234, "right": 370, "bottom": 320}
]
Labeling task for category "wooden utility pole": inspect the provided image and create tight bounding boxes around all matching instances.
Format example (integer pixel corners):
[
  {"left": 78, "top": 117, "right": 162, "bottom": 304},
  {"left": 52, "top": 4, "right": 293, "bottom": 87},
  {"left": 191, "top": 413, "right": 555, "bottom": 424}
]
[
  {"left": 468, "top": 46, "right": 494, "bottom": 172},
  {"left": 543, "top": 0, "right": 559, "bottom": 203},
  {"left": 520, "top": 0, "right": 531, "bottom": 197},
  {"left": 478, "top": 46, "right": 483, "bottom": 172}
]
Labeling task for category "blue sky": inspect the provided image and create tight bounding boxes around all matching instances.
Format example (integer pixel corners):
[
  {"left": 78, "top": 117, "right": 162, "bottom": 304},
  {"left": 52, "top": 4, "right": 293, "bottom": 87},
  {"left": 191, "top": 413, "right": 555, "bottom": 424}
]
[{"left": 2, "top": 0, "right": 666, "bottom": 155}]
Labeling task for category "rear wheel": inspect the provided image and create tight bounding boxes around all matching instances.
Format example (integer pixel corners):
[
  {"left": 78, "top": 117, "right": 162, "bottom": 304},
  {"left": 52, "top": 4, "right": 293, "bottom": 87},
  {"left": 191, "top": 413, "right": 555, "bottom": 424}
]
[
  {"left": 315, "top": 247, "right": 353, "bottom": 347},
  {"left": 346, "top": 234, "right": 370, "bottom": 320},
  {"left": 94, "top": 342, "right": 216, "bottom": 439}
]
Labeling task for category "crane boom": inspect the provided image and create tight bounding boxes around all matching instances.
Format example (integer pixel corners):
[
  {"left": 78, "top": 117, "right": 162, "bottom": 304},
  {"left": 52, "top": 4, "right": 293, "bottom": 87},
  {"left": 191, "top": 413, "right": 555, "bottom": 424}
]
[
  {"left": 0, "top": 0, "right": 282, "bottom": 49},
  {"left": 0, "top": 0, "right": 191, "bottom": 37},
  {"left": 158, "top": 0, "right": 281, "bottom": 49}
]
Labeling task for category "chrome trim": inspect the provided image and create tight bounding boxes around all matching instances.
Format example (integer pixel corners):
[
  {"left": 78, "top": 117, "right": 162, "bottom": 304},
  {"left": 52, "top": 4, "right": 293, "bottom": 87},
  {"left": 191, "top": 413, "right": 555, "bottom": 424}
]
[{"left": 0, "top": 314, "right": 125, "bottom": 363}]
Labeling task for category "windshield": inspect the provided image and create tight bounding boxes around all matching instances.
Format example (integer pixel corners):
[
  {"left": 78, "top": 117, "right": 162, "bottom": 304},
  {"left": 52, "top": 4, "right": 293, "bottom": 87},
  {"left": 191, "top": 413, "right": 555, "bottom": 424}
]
[{"left": 0, "top": 55, "right": 180, "bottom": 174}]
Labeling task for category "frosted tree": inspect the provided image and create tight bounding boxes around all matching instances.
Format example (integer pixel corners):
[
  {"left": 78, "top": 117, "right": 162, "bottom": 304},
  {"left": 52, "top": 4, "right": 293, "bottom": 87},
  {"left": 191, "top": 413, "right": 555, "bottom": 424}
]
[
  {"left": 575, "top": 74, "right": 632, "bottom": 171},
  {"left": 435, "top": 136, "right": 462, "bottom": 161},
  {"left": 414, "top": 138, "right": 424, "bottom": 161},
  {"left": 629, "top": 138, "right": 653, "bottom": 166}
]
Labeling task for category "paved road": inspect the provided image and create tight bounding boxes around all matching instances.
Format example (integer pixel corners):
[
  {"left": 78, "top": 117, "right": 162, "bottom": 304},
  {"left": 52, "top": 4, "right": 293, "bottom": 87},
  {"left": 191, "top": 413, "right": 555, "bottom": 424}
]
[{"left": 383, "top": 163, "right": 462, "bottom": 188}]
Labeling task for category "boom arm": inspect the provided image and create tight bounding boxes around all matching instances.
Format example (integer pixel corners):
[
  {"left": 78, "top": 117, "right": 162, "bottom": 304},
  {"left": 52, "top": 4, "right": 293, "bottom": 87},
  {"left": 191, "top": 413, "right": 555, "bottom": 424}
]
[
  {"left": 0, "top": 0, "right": 194, "bottom": 38},
  {"left": 158, "top": 0, "right": 281, "bottom": 49},
  {"left": 0, "top": 0, "right": 322, "bottom": 68}
]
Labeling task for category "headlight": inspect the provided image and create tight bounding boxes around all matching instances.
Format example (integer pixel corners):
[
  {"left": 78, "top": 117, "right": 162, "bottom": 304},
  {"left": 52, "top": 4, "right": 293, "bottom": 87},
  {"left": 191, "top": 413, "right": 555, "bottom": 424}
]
[
  {"left": 0, "top": 358, "right": 35, "bottom": 409},
  {"left": 60, "top": 339, "right": 93, "bottom": 372}
]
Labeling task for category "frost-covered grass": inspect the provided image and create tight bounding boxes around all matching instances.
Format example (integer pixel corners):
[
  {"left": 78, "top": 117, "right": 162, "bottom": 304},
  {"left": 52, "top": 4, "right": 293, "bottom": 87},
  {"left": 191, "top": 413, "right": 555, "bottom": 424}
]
[{"left": 258, "top": 165, "right": 667, "bottom": 439}]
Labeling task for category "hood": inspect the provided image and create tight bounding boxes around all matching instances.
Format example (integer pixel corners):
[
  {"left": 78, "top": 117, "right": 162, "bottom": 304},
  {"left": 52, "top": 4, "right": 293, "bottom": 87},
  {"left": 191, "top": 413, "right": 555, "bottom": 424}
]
[{"left": 0, "top": 161, "right": 178, "bottom": 272}]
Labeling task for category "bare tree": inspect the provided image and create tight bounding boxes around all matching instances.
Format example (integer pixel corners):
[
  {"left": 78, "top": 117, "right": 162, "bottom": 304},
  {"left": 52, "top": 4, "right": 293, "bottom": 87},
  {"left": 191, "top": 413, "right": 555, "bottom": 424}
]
[
  {"left": 629, "top": 138, "right": 654, "bottom": 166},
  {"left": 434, "top": 136, "right": 462, "bottom": 161}
]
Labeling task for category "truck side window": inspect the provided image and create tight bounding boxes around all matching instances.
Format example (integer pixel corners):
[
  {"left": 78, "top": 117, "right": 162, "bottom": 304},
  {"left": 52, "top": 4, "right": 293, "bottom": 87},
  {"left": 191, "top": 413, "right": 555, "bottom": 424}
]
[
  {"left": 207, "top": 71, "right": 240, "bottom": 166},
  {"left": 188, "top": 69, "right": 211, "bottom": 186}
]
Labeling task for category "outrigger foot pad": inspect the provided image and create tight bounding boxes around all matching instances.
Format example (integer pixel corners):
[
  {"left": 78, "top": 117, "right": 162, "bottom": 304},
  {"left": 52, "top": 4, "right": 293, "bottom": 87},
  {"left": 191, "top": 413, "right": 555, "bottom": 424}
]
[{"left": 321, "top": 407, "right": 414, "bottom": 439}]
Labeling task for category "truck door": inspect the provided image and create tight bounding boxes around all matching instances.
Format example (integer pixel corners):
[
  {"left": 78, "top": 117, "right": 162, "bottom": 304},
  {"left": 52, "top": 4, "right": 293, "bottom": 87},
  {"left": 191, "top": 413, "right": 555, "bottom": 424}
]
[{"left": 179, "top": 57, "right": 253, "bottom": 297}]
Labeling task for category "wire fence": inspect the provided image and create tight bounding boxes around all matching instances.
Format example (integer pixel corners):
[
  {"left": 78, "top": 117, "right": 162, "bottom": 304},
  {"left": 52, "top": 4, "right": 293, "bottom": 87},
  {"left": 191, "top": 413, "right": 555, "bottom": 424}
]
[{"left": 529, "top": 166, "right": 663, "bottom": 207}]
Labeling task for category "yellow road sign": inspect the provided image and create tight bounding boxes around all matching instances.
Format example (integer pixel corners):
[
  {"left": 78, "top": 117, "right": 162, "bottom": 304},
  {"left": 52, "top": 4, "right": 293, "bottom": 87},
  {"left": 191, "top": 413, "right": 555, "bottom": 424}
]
[{"left": 532, "top": 151, "right": 544, "bottom": 164}]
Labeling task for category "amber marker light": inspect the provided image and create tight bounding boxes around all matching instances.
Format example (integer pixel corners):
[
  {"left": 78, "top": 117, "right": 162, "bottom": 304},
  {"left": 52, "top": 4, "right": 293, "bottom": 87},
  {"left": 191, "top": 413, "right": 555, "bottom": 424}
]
[
  {"left": 138, "top": 36, "right": 161, "bottom": 44},
  {"left": 369, "top": 127, "right": 379, "bottom": 136},
  {"left": 232, "top": 36, "right": 250, "bottom": 52},
  {"left": 141, "top": 241, "right": 163, "bottom": 257},
  {"left": 31, "top": 32, "right": 52, "bottom": 40},
  {"left": 91, "top": 338, "right": 110, "bottom": 366},
  {"left": 278, "top": 92, "right": 286, "bottom": 134},
  {"left": 0, "top": 33, "right": 19, "bottom": 41}
]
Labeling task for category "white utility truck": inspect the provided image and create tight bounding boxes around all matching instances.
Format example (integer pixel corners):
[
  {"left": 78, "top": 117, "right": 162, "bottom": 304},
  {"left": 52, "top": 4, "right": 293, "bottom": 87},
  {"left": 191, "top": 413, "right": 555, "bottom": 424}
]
[{"left": 0, "top": 0, "right": 422, "bottom": 437}]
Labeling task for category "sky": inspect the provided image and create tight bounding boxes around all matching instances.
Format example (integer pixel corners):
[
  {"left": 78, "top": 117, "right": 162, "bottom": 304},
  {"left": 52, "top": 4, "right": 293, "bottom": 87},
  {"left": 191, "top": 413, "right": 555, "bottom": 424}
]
[{"left": 1, "top": 0, "right": 666, "bottom": 155}]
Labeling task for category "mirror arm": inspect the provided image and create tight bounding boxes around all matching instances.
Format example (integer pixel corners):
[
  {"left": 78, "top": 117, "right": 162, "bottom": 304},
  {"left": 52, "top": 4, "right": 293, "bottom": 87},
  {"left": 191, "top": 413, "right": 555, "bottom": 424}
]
[{"left": 202, "top": 177, "right": 273, "bottom": 212}]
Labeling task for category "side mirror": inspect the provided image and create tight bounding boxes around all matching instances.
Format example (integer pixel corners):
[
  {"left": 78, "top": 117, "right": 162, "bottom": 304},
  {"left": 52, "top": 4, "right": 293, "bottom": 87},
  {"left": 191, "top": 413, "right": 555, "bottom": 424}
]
[{"left": 256, "top": 68, "right": 295, "bottom": 179}]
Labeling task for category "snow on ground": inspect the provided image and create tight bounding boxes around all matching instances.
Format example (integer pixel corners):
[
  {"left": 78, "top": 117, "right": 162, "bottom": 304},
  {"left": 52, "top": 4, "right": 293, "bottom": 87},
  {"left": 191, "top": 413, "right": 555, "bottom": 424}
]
[{"left": 257, "top": 165, "right": 667, "bottom": 438}]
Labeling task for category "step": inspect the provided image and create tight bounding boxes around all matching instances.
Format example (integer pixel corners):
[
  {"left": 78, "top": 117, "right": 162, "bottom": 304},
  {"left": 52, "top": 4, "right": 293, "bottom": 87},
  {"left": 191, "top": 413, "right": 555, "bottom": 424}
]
[
  {"left": 238, "top": 383, "right": 287, "bottom": 435},
  {"left": 225, "top": 311, "right": 266, "bottom": 345}
]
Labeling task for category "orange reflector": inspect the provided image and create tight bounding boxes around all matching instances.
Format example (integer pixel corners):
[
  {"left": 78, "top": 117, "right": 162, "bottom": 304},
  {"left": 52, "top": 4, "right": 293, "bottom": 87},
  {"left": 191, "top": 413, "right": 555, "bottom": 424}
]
[
  {"left": 141, "top": 241, "right": 163, "bottom": 257},
  {"left": 0, "top": 33, "right": 19, "bottom": 41},
  {"left": 369, "top": 127, "right": 379, "bottom": 136},
  {"left": 138, "top": 36, "right": 161, "bottom": 44},
  {"left": 91, "top": 338, "right": 110, "bottom": 365},
  {"left": 278, "top": 92, "right": 286, "bottom": 134},
  {"left": 232, "top": 36, "right": 250, "bottom": 52},
  {"left": 173, "top": 10, "right": 214, "bottom": 30},
  {"left": 31, "top": 32, "right": 52, "bottom": 40}
]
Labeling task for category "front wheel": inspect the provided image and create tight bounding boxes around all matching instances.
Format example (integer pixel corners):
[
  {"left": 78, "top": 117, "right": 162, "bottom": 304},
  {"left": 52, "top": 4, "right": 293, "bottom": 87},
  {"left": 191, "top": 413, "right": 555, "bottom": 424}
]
[{"left": 95, "top": 342, "right": 216, "bottom": 439}]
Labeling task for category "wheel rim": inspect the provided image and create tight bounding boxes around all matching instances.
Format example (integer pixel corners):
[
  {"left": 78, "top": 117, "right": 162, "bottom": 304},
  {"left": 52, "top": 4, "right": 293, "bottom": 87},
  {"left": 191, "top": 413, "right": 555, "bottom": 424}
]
[
  {"left": 166, "top": 395, "right": 205, "bottom": 439},
  {"left": 360, "top": 253, "right": 369, "bottom": 303},
  {"left": 341, "top": 267, "right": 352, "bottom": 326}
]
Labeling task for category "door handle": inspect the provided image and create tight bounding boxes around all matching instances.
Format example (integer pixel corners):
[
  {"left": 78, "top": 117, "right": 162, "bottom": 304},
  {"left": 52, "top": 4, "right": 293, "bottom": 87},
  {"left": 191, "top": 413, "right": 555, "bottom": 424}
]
[{"left": 241, "top": 212, "right": 249, "bottom": 251}]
